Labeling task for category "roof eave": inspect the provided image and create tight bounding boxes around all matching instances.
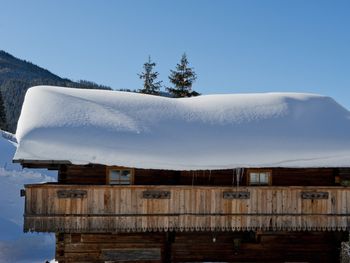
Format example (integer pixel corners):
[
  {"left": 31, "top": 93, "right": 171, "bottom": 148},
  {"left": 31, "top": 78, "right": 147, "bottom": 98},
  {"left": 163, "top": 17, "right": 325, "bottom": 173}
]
[{"left": 12, "top": 159, "right": 72, "bottom": 169}]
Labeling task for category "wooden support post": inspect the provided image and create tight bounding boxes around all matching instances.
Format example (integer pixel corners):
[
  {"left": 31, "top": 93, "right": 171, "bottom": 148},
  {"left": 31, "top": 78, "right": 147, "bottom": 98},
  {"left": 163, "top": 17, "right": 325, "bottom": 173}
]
[{"left": 164, "top": 232, "right": 175, "bottom": 263}]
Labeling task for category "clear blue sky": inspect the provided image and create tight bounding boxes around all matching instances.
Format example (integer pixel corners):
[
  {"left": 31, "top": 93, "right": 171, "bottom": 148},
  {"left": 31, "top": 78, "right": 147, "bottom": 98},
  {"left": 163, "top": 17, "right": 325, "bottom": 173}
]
[{"left": 1, "top": 0, "right": 350, "bottom": 108}]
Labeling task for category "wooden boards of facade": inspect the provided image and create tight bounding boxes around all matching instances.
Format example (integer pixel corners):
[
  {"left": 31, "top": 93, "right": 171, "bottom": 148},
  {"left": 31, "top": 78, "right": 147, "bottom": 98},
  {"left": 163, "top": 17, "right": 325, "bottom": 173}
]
[
  {"left": 56, "top": 233, "right": 166, "bottom": 263},
  {"left": 58, "top": 166, "right": 337, "bottom": 186},
  {"left": 55, "top": 232, "right": 346, "bottom": 263},
  {"left": 24, "top": 184, "right": 350, "bottom": 232}
]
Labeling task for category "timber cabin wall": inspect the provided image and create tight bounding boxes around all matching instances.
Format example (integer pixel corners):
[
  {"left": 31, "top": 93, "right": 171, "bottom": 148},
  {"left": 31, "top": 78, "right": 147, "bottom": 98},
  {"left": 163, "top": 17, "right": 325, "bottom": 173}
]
[
  {"left": 58, "top": 165, "right": 340, "bottom": 186},
  {"left": 51, "top": 165, "right": 350, "bottom": 262},
  {"left": 56, "top": 232, "right": 346, "bottom": 263}
]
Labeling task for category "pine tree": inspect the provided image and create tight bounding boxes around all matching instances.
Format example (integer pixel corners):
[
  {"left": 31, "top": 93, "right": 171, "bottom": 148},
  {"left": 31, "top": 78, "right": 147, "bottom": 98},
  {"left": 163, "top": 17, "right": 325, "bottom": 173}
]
[
  {"left": 138, "top": 56, "right": 162, "bottom": 95},
  {"left": 167, "top": 53, "right": 198, "bottom": 98},
  {"left": 0, "top": 89, "right": 7, "bottom": 131}
]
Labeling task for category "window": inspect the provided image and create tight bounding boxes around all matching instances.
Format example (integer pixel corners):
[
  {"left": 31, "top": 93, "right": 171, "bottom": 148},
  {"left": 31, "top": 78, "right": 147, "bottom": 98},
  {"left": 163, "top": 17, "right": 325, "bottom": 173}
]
[
  {"left": 108, "top": 168, "right": 133, "bottom": 185},
  {"left": 248, "top": 170, "right": 271, "bottom": 185}
]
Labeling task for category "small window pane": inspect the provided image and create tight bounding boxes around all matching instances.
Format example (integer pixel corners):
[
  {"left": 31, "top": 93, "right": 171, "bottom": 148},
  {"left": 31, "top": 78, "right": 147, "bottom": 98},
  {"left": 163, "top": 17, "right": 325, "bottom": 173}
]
[
  {"left": 109, "top": 169, "right": 132, "bottom": 185},
  {"left": 110, "top": 170, "right": 121, "bottom": 180},
  {"left": 249, "top": 171, "right": 271, "bottom": 185},
  {"left": 121, "top": 170, "right": 131, "bottom": 180},
  {"left": 259, "top": 173, "right": 269, "bottom": 184},
  {"left": 250, "top": 173, "right": 259, "bottom": 184}
]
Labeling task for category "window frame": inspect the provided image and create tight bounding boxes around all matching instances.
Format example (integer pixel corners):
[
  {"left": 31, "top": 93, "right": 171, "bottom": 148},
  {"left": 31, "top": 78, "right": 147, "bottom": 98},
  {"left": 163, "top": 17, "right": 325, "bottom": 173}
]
[
  {"left": 106, "top": 166, "right": 134, "bottom": 185},
  {"left": 247, "top": 169, "right": 272, "bottom": 186}
]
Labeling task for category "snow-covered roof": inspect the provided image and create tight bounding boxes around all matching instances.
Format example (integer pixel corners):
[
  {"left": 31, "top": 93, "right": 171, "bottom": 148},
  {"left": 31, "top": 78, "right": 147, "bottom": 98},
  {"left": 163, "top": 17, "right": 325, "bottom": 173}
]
[{"left": 14, "top": 86, "right": 350, "bottom": 170}]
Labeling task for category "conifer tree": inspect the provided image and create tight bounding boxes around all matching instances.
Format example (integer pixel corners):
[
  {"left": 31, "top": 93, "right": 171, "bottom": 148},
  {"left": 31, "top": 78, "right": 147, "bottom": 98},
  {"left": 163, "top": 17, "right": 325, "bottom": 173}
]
[
  {"left": 138, "top": 56, "right": 162, "bottom": 95},
  {"left": 167, "top": 53, "right": 198, "bottom": 97},
  {"left": 0, "top": 89, "right": 7, "bottom": 131}
]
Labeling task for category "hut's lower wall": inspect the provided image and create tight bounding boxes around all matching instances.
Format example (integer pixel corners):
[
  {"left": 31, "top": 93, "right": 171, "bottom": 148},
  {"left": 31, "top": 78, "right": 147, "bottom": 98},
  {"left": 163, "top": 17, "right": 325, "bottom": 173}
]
[{"left": 56, "top": 231, "right": 347, "bottom": 263}]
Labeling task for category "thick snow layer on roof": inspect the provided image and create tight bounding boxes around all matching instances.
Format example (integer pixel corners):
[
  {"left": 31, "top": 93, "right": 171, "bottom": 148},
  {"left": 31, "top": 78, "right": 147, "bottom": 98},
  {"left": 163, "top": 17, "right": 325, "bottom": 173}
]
[{"left": 14, "top": 86, "right": 350, "bottom": 170}]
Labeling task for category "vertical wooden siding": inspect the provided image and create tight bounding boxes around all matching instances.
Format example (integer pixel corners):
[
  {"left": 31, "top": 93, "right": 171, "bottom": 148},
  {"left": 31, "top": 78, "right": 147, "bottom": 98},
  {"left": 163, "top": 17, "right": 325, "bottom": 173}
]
[{"left": 24, "top": 184, "right": 350, "bottom": 232}]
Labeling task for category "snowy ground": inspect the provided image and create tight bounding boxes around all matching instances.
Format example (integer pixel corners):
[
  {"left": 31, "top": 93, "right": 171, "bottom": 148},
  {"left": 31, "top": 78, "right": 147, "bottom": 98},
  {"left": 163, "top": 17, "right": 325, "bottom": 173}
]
[{"left": 0, "top": 130, "right": 56, "bottom": 263}]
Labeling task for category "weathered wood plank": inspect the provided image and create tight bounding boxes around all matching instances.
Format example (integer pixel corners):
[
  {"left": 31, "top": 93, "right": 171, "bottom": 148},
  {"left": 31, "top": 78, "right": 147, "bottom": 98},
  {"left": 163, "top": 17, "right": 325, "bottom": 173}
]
[
  {"left": 59, "top": 166, "right": 337, "bottom": 187},
  {"left": 101, "top": 248, "right": 161, "bottom": 261},
  {"left": 24, "top": 185, "right": 350, "bottom": 232},
  {"left": 56, "top": 232, "right": 345, "bottom": 263}
]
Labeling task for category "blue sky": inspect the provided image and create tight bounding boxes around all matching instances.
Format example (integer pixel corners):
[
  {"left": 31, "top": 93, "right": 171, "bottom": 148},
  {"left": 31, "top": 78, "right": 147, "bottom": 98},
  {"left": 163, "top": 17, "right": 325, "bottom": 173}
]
[{"left": 1, "top": 0, "right": 350, "bottom": 108}]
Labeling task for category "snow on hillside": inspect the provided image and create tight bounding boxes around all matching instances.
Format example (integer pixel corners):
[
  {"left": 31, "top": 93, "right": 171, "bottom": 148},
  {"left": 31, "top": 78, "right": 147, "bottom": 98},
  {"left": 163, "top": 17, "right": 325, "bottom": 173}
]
[
  {"left": 15, "top": 86, "right": 350, "bottom": 170},
  {"left": 0, "top": 130, "right": 56, "bottom": 263},
  {"left": 0, "top": 130, "right": 18, "bottom": 170}
]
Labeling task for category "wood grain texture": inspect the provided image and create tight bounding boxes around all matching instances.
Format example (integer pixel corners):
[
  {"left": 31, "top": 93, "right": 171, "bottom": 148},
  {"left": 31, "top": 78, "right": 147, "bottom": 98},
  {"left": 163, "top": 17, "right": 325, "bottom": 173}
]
[
  {"left": 55, "top": 231, "right": 347, "bottom": 263},
  {"left": 58, "top": 165, "right": 338, "bottom": 186},
  {"left": 24, "top": 184, "right": 350, "bottom": 232}
]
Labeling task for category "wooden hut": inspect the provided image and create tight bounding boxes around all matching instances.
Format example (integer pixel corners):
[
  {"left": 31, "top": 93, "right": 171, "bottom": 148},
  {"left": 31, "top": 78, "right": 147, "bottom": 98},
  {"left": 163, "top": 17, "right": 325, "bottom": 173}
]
[{"left": 14, "top": 86, "right": 350, "bottom": 262}]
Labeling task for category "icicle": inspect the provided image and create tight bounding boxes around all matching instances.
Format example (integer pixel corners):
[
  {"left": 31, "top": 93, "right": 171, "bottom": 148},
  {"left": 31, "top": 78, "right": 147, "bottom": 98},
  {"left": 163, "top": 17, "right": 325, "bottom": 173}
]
[
  {"left": 232, "top": 169, "right": 235, "bottom": 187},
  {"left": 240, "top": 168, "right": 244, "bottom": 184},
  {"left": 234, "top": 168, "right": 244, "bottom": 188},
  {"left": 191, "top": 171, "right": 195, "bottom": 187},
  {"left": 235, "top": 168, "right": 240, "bottom": 189}
]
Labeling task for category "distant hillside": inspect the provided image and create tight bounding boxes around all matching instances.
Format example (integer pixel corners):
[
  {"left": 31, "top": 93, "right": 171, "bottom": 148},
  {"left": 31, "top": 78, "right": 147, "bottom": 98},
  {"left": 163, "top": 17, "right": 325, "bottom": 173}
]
[{"left": 0, "top": 50, "right": 111, "bottom": 133}]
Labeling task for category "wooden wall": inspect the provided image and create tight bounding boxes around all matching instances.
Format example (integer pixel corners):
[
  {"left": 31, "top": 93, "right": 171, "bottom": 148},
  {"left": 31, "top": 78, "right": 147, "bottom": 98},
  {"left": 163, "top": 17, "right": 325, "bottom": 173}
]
[
  {"left": 138, "top": 168, "right": 340, "bottom": 186},
  {"left": 58, "top": 164, "right": 106, "bottom": 185},
  {"left": 56, "top": 231, "right": 347, "bottom": 263},
  {"left": 56, "top": 232, "right": 167, "bottom": 263},
  {"left": 58, "top": 165, "right": 342, "bottom": 186},
  {"left": 24, "top": 184, "right": 350, "bottom": 233}
]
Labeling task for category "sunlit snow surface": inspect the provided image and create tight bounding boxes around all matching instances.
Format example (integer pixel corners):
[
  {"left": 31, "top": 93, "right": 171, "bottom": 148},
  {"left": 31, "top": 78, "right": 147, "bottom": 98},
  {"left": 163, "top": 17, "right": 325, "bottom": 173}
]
[
  {"left": 0, "top": 131, "right": 56, "bottom": 263},
  {"left": 15, "top": 86, "right": 350, "bottom": 169}
]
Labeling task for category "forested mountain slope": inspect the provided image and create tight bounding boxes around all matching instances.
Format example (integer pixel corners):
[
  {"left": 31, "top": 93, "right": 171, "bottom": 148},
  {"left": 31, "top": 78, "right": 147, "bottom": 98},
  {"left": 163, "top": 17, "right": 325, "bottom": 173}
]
[{"left": 0, "top": 50, "right": 111, "bottom": 132}]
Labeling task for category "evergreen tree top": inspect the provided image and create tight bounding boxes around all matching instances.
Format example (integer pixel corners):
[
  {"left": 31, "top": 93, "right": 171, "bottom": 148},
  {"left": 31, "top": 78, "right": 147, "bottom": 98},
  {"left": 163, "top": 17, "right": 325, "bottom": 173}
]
[
  {"left": 138, "top": 56, "right": 162, "bottom": 95},
  {"left": 167, "top": 53, "right": 198, "bottom": 98}
]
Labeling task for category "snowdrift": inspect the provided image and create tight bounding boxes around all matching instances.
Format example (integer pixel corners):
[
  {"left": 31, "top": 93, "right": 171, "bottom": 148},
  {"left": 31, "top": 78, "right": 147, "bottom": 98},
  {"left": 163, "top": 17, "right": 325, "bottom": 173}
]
[{"left": 14, "top": 86, "right": 350, "bottom": 170}]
